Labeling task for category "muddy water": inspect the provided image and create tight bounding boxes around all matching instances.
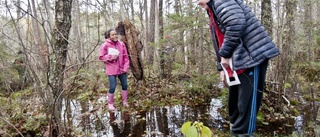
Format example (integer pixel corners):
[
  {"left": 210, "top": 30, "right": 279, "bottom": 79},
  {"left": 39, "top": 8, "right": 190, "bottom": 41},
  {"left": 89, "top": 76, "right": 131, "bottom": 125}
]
[{"left": 61, "top": 97, "right": 304, "bottom": 137}]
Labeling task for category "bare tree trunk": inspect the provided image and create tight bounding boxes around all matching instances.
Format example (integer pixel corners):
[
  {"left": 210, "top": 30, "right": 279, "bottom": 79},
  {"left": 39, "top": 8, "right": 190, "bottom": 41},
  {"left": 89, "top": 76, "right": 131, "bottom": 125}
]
[
  {"left": 154, "top": 0, "right": 159, "bottom": 72},
  {"left": 101, "top": 0, "right": 111, "bottom": 27},
  {"left": 123, "top": 0, "right": 130, "bottom": 19},
  {"left": 317, "top": 0, "right": 320, "bottom": 27},
  {"left": 159, "top": 0, "right": 167, "bottom": 78},
  {"left": 85, "top": 0, "right": 90, "bottom": 61},
  {"left": 261, "top": 0, "right": 273, "bottom": 36},
  {"left": 175, "top": 0, "right": 184, "bottom": 55},
  {"left": 276, "top": 0, "right": 281, "bottom": 46},
  {"left": 261, "top": 0, "right": 277, "bottom": 83},
  {"left": 173, "top": 0, "right": 185, "bottom": 71},
  {"left": 317, "top": 0, "right": 320, "bottom": 60},
  {"left": 119, "top": 0, "right": 124, "bottom": 20},
  {"left": 50, "top": 0, "right": 72, "bottom": 136},
  {"left": 30, "top": 0, "right": 48, "bottom": 72},
  {"left": 42, "top": 0, "right": 54, "bottom": 31},
  {"left": 275, "top": 0, "right": 296, "bottom": 106},
  {"left": 148, "top": 0, "right": 155, "bottom": 65},
  {"left": 186, "top": 0, "right": 194, "bottom": 72},
  {"left": 16, "top": 0, "right": 21, "bottom": 19},
  {"left": 143, "top": 0, "right": 148, "bottom": 62},
  {"left": 130, "top": 0, "right": 134, "bottom": 21},
  {"left": 253, "top": 0, "right": 257, "bottom": 15},
  {"left": 155, "top": 0, "right": 159, "bottom": 43},
  {"left": 73, "top": 0, "right": 83, "bottom": 66},
  {"left": 273, "top": 0, "right": 284, "bottom": 82},
  {"left": 198, "top": 9, "right": 204, "bottom": 75},
  {"left": 184, "top": 35, "right": 188, "bottom": 73},
  {"left": 303, "top": 0, "right": 312, "bottom": 60},
  {"left": 40, "top": 0, "right": 53, "bottom": 59}
]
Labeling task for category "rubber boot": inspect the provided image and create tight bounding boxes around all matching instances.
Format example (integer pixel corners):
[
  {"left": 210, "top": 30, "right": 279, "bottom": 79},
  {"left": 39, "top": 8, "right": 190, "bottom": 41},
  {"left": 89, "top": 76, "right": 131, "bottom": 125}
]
[
  {"left": 108, "top": 93, "right": 115, "bottom": 111},
  {"left": 122, "top": 90, "right": 129, "bottom": 107}
]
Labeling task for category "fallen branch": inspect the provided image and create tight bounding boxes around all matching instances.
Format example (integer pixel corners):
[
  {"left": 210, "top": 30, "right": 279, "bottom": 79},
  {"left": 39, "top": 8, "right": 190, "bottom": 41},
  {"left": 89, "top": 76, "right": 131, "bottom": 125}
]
[
  {"left": 0, "top": 116, "right": 24, "bottom": 137},
  {"left": 282, "top": 95, "right": 290, "bottom": 106}
]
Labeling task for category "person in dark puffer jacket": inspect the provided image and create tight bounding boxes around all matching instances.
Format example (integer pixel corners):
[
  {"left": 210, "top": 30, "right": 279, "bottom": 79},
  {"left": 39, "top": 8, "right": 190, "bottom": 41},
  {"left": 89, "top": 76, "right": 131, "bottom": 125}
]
[{"left": 198, "top": 0, "right": 280, "bottom": 136}]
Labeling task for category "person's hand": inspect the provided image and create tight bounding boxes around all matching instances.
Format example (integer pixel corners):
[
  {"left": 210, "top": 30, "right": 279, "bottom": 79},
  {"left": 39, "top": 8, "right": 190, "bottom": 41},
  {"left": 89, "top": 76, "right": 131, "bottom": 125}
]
[
  {"left": 220, "top": 71, "right": 227, "bottom": 87},
  {"left": 197, "top": 0, "right": 210, "bottom": 9},
  {"left": 113, "top": 55, "right": 118, "bottom": 60},
  {"left": 122, "top": 69, "right": 128, "bottom": 74},
  {"left": 221, "top": 57, "right": 230, "bottom": 69}
]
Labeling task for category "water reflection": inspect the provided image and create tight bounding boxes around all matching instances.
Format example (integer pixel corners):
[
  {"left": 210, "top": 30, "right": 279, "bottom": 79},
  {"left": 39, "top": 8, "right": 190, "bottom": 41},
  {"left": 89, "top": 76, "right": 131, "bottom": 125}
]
[
  {"left": 109, "top": 111, "right": 131, "bottom": 136},
  {"left": 61, "top": 98, "right": 224, "bottom": 136},
  {"left": 293, "top": 115, "right": 304, "bottom": 136},
  {"left": 61, "top": 97, "right": 303, "bottom": 136}
]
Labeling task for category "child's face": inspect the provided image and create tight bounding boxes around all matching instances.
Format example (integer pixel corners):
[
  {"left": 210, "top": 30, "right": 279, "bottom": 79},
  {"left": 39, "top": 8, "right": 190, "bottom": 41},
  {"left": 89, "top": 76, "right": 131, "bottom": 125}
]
[{"left": 109, "top": 30, "right": 118, "bottom": 42}]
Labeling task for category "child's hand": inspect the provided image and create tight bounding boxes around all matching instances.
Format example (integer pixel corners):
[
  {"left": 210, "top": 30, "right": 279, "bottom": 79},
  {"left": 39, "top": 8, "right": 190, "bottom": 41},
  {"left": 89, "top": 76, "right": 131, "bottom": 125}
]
[{"left": 113, "top": 55, "right": 118, "bottom": 60}]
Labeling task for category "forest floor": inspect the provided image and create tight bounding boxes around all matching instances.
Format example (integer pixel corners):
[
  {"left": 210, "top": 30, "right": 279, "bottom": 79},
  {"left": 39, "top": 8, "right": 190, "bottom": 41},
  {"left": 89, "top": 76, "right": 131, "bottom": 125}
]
[{"left": 0, "top": 70, "right": 319, "bottom": 136}]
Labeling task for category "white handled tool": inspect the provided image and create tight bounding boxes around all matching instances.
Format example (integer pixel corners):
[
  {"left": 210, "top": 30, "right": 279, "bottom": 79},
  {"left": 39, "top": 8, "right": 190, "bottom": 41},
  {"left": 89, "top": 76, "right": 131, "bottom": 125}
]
[{"left": 221, "top": 59, "right": 241, "bottom": 86}]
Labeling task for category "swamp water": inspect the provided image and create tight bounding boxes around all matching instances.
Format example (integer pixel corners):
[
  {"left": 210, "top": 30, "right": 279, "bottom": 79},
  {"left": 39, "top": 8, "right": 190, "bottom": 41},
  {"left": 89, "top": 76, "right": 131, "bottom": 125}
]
[{"left": 61, "top": 97, "right": 308, "bottom": 137}]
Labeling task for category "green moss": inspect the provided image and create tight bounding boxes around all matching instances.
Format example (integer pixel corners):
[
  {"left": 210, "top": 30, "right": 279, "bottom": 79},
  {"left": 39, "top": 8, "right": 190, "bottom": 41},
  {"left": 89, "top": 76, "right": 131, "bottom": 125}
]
[
  {"left": 292, "top": 108, "right": 300, "bottom": 116},
  {"left": 304, "top": 95, "right": 311, "bottom": 101},
  {"left": 290, "top": 100, "right": 299, "bottom": 106}
]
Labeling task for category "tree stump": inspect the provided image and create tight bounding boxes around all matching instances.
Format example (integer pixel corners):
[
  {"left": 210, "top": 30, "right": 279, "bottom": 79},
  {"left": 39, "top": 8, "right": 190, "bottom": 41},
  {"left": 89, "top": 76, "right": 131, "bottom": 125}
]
[{"left": 116, "top": 20, "right": 144, "bottom": 80}]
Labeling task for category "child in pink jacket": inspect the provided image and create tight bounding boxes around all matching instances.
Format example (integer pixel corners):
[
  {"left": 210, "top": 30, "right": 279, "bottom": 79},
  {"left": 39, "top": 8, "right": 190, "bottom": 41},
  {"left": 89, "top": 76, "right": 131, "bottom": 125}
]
[{"left": 99, "top": 29, "right": 130, "bottom": 111}]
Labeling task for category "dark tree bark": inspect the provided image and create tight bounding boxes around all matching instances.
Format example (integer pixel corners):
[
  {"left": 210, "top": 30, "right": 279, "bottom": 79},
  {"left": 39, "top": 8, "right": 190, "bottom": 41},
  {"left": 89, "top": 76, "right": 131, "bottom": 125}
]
[
  {"left": 50, "top": 0, "right": 72, "bottom": 136},
  {"left": 116, "top": 20, "right": 144, "bottom": 80}
]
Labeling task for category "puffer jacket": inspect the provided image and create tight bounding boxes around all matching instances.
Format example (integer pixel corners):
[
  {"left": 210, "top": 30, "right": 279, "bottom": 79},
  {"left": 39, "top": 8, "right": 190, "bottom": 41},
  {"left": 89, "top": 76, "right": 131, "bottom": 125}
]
[
  {"left": 207, "top": 0, "right": 280, "bottom": 71},
  {"left": 99, "top": 39, "right": 130, "bottom": 75}
]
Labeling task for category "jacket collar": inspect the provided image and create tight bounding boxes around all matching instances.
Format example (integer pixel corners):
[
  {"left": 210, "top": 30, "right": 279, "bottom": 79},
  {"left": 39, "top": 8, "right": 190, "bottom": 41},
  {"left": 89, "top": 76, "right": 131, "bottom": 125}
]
[{"left": 106, "top": 39, "right": 118, "bottom": 44}]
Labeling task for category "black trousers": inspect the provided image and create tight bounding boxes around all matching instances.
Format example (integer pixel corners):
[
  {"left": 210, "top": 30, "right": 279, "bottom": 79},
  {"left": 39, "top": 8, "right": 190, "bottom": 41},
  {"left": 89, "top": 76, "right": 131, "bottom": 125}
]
[{"left": 229, "top": 59, "right": 269, "bottom": 134}]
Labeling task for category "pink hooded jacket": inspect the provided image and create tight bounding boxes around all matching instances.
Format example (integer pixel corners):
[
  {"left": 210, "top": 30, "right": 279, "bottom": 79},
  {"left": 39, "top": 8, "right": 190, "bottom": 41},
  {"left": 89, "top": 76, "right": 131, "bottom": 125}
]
[{"left": 99, "top": 39, "right": 130, "bottom": 76}]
